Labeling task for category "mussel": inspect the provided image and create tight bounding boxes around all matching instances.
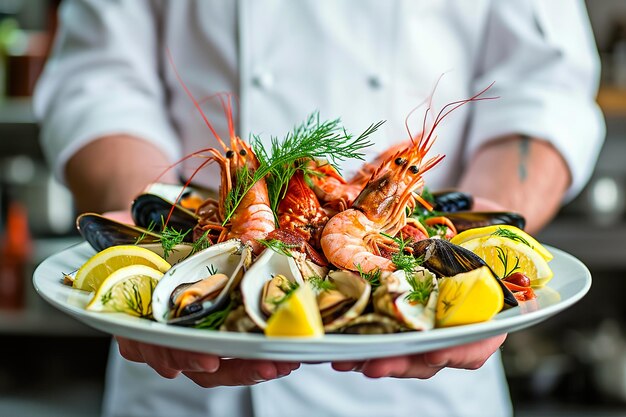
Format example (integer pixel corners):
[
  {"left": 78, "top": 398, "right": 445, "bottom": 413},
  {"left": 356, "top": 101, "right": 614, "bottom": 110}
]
[
  {"left": 241, "top": 248, "right": 305, "bottom": 330},
  {"left": 131, "top": 193, "right": 199, "bottom": 236},
  {"left": 409, "top": 239, "right": 518, "bottom": 307},
  {"left": 441, "top": 211, "right": 525, "bottom": 233},
  {"left": 431, "top": 190, "right": 473, "bottom": 212},
  {"left": 152, "top": 239, "right": 252, "bottom": 325},
  {"left": 77, "top": 213, "right": 194, "bottom": 263}
]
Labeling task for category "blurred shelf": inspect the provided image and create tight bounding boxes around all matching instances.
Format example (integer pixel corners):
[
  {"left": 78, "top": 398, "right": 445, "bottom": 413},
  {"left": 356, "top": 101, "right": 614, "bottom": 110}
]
[
  {"left": 0, "top": 309, "right": 105, "bottom": 336},
  {"left": 0, "top": 98, "right": 42, "bottom": 159},
  {"left": 597, "top": 86, "right": 626, "bottom": 117}
]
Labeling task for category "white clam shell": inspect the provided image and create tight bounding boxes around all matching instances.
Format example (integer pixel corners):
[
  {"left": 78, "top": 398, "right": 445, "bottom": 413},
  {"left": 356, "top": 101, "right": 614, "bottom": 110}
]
[
  {"left": 241, "top": 249, "right": 305, "bottom": 330},
  {"left": 152, "top": 239, "right": 251, "bottom": 324},
  {"left": 322, "top": 270, "right": 371, "bottom": 332}
]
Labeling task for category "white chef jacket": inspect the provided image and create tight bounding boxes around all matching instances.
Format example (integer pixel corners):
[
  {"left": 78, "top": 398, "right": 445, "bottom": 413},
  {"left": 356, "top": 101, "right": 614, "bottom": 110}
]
[{"left": 35, "top": 1, "right": 604, "bottom": 416}]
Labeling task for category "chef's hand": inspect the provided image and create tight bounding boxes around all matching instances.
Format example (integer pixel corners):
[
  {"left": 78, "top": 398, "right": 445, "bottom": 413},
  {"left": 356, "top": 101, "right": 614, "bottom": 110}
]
[
  {"left": 117, "top": 337, "right": 300, "bottom": 388},
  {"left": 331, "top": 334, "right": 506, "bottom": 379}
]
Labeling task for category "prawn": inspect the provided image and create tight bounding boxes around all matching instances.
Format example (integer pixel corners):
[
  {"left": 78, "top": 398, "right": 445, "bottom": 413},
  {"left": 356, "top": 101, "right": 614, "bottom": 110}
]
[
  {"left": 321, "top": 84, "right": 495, "bottom": 272},
  {"left": 163, "top": 51, "right": 274, "bottom": 254}
]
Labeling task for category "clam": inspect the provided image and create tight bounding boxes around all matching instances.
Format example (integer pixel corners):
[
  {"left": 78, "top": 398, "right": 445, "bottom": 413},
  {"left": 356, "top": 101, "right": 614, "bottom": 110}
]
[
  {"left": 316, "top": 270, "right": 371, "bottom": 332},
  {"left": 152, "top": 239, "right": 252, "bottom": 325},
  {"left": 410, "top": 239, "right": 518, "bottom": 307},
  {"left": 241, "top": 248, "right": 305, "bottom": 329},
  {"left": 374, "top": 269, "right": 439, "bottom": 331},
  {"left": 337, "top": 313, "right": 405, "bottom": 334}
]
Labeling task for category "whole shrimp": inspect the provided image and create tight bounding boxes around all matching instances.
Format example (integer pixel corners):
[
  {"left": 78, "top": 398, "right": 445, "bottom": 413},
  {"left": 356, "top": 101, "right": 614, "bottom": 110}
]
[
  {"left": 321, "top": 86, "right": 494, "bottom": 272},
  {"left": 164, "top": 54, "right": 274, "bottom": 254}
]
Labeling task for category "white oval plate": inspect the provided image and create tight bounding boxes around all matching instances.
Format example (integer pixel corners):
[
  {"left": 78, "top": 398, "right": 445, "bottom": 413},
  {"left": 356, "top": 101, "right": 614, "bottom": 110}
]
[{"left": 33, "top": 242, "right": 590, "bottom": 361}]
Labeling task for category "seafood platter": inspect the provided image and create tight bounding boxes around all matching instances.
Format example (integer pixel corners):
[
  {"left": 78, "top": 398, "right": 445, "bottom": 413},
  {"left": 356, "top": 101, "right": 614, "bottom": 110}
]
[{"left": 33, "top": 92, "right": 591, "bottom": 360}]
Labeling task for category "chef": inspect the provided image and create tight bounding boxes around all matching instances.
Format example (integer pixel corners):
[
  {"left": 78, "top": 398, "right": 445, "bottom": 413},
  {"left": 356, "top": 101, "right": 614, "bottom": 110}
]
[{"left": 35, "top": 1, "right": 604, "bottom": 416}]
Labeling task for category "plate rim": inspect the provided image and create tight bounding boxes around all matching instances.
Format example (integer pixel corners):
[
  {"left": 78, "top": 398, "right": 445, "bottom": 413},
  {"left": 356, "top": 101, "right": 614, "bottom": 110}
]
[{"left": 32, "top": 242, "right": 591, "bottom": 359}]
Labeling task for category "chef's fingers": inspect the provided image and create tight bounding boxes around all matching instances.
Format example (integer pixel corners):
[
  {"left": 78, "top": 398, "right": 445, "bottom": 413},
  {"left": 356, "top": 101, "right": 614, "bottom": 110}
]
[
  {"left": 422, "top": 333, "right": 507, "bottom": 371},
  {"left": 331, "top": 361, "right": 364, "bottom": 372},
  {"left": 338, "top": 334, "right": 507, "bottom": 379},
  {"left": 183, "top": 360, "right": 301, "bottom": 388},
  {"left": 116, "top": 337, "right": 220, "bottom": 377}
]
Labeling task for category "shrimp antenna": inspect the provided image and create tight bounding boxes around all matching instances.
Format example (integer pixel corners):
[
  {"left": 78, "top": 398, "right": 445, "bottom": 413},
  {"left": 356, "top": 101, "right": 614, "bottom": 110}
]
[
  {"left": 165, "top": 48, "right": 227, "bottom": 149},
  {"left": 404, "top": 73, "right": 446, "bottom": 144},
  {"left": 420, "top": 82, "right": 498, "bottom": 154}
]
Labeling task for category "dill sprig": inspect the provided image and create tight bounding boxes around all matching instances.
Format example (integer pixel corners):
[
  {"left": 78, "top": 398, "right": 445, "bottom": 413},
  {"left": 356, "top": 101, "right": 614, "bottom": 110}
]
[
  {"left": 256, "top": 238, "right": 297, "bottom": 257},
  {"left": 135, "top": 220, "right": 157, "bottom": 245},
  {"left": 206, "top": 264, "right": 218, "bottom": 276},
  {"left": 100, "top": 278, "right": 157, "bottom": 318},
  {"left": 382, "top": 232, "right": 423, "bottom": 274},
  {"left": 221, "top": 112, "right": 382, "bottom": 224},
  {"left": 159, "top": 224, "right": 191, "bottom": 260},
  {"left": 191, "top": 230, "right": 212, "bottom": 254},
  {"left": 194, "top": 298, "right": 234, "bottom": 330},
  {"left": 496, "top": 246, "right": 521, "bottom": 278},
  {"left": 405, "top": 273, "right": 434, "bottom": 305},
  {"left": 492, "top": 228, "right": 531, "bottom": 247},
  {"left": 356, "top": 264, "right": 382, "bottom": 290},
  {"left": 309, "top": 275, "right": 336, "bottom": 292}
]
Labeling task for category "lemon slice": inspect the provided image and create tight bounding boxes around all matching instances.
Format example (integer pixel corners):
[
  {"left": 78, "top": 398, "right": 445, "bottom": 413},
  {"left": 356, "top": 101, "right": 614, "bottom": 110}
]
[
  {"left": 436, "top": 266, "right": 504, "bottom": 327},
  {"left": 86, "top": 265, "right": 163, "bottom": 317},
  {"left": 74, "top": 245, "right": 171, "bottom": 292},
  {"left": 459, "top": 236, "right": 553, "bottom": 287},
  {"left": 450, "top": 225, "right": 552, "bottom": 261},
  {"left": 265, "top": 283, "right": 324, "bottom": 337}
]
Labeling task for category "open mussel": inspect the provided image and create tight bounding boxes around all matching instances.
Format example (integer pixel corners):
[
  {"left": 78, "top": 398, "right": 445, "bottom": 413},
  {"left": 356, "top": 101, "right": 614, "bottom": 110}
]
[
  {"left": 152, "top": 239, "right": 252, "bottom": 326},
  {"left": 131, "top": 193, "right": 199, "bottom": 236},
  {"left": 241, "top": 248, "right": 305, "bottom": 330},
  {"left": 431, "top": 190, "right": 473, "bottom": 212},
  {"left": 409, "top": 239, "right": 518, "bottom": 307}
]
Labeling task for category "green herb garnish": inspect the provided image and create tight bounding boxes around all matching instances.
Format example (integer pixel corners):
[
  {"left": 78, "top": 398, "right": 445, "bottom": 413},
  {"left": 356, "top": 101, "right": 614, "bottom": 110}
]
[
  {"left": 271, "top": 279, "right": 300, "bottom": 306},
  {"left": 159, "top": 224, "right": 191, "bottom": 260},
  {"left": 309, "top": 275, "right": 336, "bottom": 292},
  {"left": 206, "top": 264, "right": 218, "bottom": 276},
  {"left": 496, "top": 246, "right": 521, "bottom": 278},
  {"left": 257, "top": 239, "right": 297, "bottom": 257},
  {"left": 191, "top": 230, "right": 212, "bottom": 254},
  {"left": 382, "top": 232, "right": 423, "bottom": 274},
  {"left": 356, "top": 264, "right": 382, "bottom": 290},
  {"left": 194, "top": 298, "right": 234, "bottom": 330},
  {"left": 223, "top": 113, "right": 382, "bottom": 225},
  {"left": 491, "top": 228, "right": 531, "bottom": 248},
  {"left": 405, "top": 273, "right": 434, "bottom": 305}
]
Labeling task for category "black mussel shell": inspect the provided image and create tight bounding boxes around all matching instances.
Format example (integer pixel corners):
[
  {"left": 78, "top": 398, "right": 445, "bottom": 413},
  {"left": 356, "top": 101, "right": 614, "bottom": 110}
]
[
  {"left": 131, "top": 194, "right": 198, "bottom": 239},
  {"left": 77, "top": 213, "right": 161, "bottom": 252},
  {"left": 431, "top": 190, "right": 473, "bottom": 212},
  {"left": 442, "top": 211, "right": 525, "bottom": 233},
  {"left": 410, "top": 239, "right": 518, "bottom": 307}
]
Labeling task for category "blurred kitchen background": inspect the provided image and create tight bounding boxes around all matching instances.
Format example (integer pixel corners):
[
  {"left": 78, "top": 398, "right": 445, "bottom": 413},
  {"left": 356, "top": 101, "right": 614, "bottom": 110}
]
[{"left": 0, "top": 1, "right": 625, "bottom": 416}]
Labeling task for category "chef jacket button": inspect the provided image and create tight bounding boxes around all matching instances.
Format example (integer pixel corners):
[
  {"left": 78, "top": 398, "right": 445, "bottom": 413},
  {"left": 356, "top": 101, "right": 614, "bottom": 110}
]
[
  {"left": 252, "top": 72, "right": 274, "bottom": 90},
  {"left": 368, "top": 76, "right": 383, "bottom": 89}
]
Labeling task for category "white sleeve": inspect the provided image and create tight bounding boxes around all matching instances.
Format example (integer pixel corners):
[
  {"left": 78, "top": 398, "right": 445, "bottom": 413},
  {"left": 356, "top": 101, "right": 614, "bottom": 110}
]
[
  {"left": 466, "top": 0, "right": 605, "bottom": 201},
  {"left": 33, "top": 0, "right": 181, "bottom": 184}
]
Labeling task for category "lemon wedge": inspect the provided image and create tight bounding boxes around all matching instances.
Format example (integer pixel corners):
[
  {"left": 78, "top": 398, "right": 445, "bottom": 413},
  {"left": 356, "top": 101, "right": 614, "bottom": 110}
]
[
  {"left": 74, "top": 245, "right": 171, "bottom": 292},
  {"left": 86, "top": 264, "right": 163, "bottom": 317},
  {"left": 436, "top": 266, "right": 504, "bottom": 327},
  {"left": 450, "top": 225, "right": 552, "bottom": 261},
  {"left": 459, "top": 236, "right": 553, "bottom": 287},
  {"left": 265, "top": 283, "right": 324, "bottom": 337}
]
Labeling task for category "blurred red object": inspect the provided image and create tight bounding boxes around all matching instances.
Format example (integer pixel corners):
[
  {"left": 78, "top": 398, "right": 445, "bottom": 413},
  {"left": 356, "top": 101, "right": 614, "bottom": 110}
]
[{"left": 0, "top": 201, "right": 32, "bottom": 310}]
